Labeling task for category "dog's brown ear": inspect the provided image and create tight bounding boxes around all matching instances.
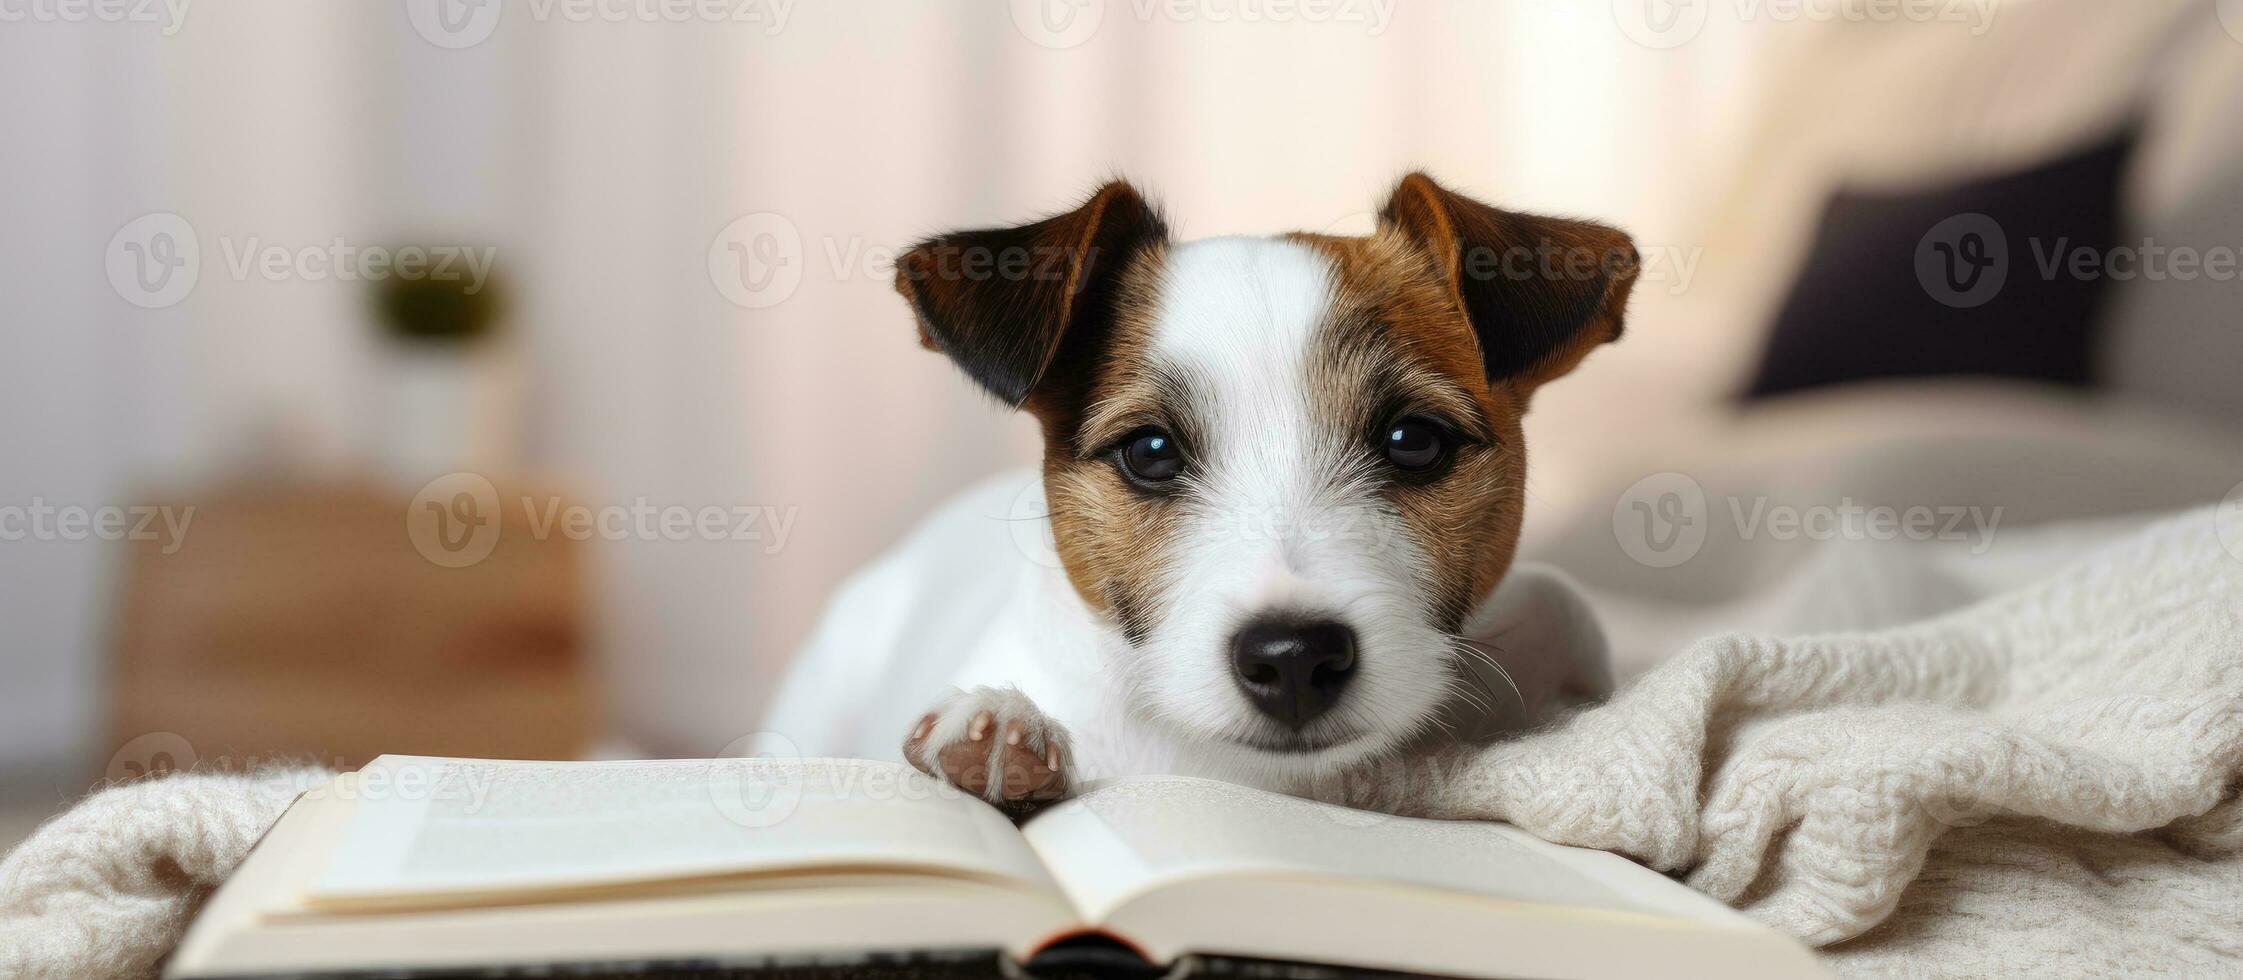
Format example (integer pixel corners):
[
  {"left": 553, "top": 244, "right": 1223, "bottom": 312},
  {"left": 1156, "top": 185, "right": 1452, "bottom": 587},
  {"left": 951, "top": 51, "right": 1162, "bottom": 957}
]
[
  {"left": 1378, "top": 172, "right": 1637, "bottom": 402},
  {"left": 894, "top": 181, "right": 1168, "bottom": 408}
]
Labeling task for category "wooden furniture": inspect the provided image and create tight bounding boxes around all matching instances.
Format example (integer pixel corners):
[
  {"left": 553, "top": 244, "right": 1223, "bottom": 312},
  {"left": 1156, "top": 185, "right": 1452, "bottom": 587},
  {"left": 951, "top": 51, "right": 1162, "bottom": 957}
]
[{"left": 106, "top": 479, "right": 595, "bottom": 776}]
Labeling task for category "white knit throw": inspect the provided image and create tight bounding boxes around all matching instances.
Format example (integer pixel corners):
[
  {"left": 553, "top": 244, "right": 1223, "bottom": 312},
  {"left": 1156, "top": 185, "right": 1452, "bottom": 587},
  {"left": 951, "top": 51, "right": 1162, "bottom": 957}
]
[
  {"left": 4, "top": 510, "right": 2238, "bottom": 978},
  {"left": 1379, "top": 507, "right": 2243, "bottom": 975},
  {"left": 0, "top": 766, "right": 329, "bottom": 980}
]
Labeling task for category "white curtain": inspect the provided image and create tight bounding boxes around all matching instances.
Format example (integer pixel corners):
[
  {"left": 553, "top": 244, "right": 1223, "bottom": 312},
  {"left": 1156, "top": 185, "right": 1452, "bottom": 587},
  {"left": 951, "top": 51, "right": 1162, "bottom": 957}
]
[{"left": 1, "top": 0, "right": 1741, "bottom": 771}]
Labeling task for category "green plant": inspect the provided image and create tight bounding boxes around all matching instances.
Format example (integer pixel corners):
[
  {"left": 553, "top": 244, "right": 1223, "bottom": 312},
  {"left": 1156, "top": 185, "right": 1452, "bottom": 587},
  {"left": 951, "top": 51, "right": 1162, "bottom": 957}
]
[{"left": 372, "top": 265, "right": 506, "bottom": 345}]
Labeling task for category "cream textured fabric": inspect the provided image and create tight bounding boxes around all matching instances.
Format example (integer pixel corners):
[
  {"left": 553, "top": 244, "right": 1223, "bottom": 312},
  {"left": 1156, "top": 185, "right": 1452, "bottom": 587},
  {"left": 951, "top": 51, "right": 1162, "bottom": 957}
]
[
  {"left": 0, "top": 766, "right": 329, "bottom": 980},
  {"left": 1393, "top": 506, "right": 2243, "bottom": 975},
  {"left": 5, "top": 511, "right": 2238, "bottom": 977}
]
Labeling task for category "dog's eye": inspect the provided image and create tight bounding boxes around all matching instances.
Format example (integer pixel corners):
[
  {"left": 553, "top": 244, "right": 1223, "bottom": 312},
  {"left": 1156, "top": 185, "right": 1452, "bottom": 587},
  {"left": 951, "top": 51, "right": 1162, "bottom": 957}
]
[
  {"left": 1118, "top": 429, "right": 1184, "bottom": 486},
  {"left": 1382, "top": 417, "right": 1449, "bottom": 472}
]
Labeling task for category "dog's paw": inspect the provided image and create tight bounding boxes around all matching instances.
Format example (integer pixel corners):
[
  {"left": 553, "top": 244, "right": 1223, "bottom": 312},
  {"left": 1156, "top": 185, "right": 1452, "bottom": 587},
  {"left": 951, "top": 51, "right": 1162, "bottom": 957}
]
[{"left": 903, "top": 687, "right": 1071, "bottom": 811}]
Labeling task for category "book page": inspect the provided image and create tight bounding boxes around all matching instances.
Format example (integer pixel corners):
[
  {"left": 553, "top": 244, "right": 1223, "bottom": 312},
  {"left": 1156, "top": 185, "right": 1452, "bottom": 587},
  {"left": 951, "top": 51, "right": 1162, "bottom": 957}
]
[
  {"left": 1021, "top": 776, "right": 1683, "bottom": 923},
  {"left": 1018, "top": 778, "right": 1823, "bottom": 979},
  {"left": 310, "top": 756, "right": 1058, "bottom": 907}
]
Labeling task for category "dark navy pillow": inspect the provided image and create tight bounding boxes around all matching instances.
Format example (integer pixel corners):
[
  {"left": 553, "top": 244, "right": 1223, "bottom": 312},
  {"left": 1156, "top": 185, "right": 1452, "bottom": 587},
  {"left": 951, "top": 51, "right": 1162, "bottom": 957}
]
[{"left": 1746, "top": 128, "right": 2137, "bottom": 398}]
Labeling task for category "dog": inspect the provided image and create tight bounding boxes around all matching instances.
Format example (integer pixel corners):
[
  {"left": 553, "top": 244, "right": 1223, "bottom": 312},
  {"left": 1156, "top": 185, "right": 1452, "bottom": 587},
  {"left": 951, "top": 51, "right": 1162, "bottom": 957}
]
[{"left": 765, "top": 173, "right": 1632, "bottom": 812}]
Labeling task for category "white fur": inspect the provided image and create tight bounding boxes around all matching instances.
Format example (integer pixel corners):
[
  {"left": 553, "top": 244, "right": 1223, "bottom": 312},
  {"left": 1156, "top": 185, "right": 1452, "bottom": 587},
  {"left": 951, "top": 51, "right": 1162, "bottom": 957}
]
[
  {"left": 763, "top": 465, "right": 1608, "bottom": 798},
  {"left": 1118, "top": 237, "right": 1455, "bottom": 779},
  {"left": 767, "top": 236, "right": 1579, "bottom": 797}
]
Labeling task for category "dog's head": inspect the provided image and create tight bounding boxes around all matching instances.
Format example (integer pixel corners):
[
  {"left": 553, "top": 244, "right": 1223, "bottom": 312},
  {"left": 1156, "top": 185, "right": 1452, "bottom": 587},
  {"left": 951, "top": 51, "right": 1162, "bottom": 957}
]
[{"left": 895, "top": 173, "right": 1636, "bottom": 774}]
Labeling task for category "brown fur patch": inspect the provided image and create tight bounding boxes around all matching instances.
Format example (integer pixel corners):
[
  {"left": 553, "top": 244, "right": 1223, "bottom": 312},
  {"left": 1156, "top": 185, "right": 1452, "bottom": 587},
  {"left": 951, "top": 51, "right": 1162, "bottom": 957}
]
[
  {"left": 1038, "top": 245, "right": 1182, "bottom": 640},
  {"left": 996, "top": 175, "right": 1631, "bottom": 647},
  {"left": 1291, "top": 230, "right": 1529, "bottom": 631},
  {"left": 896, "top": 180, "right": 1169, "bottom": 411},
  {"left": 1378, "top": 171, "right": 1638, "bottom": 404}
]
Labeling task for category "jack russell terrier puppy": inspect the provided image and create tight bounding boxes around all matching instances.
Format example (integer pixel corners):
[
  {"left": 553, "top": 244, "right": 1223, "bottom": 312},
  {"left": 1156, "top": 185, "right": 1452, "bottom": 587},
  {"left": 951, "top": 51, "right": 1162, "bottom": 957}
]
[{"left": 765, "top": 173, "right": 1630, "bottom": 813}]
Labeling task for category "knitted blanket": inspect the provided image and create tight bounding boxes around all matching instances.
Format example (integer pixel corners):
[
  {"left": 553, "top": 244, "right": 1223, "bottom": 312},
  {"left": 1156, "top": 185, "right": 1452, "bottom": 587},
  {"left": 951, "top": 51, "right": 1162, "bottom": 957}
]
[
  {"left": 1370, "top": 506, "right": 2243, "bottom": 975},
  {"left": 4, "top": 509, "right": 2238, "bottom": 978},
  {"left": 0, "top": 766, "right": 328, "bottom": 980}
]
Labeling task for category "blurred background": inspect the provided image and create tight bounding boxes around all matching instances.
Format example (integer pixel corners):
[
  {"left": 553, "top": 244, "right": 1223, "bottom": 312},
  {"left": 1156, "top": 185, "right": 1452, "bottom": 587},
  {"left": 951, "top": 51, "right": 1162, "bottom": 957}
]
[{"left": 5, "top": 0, "right": 2242, "bottom": 843}]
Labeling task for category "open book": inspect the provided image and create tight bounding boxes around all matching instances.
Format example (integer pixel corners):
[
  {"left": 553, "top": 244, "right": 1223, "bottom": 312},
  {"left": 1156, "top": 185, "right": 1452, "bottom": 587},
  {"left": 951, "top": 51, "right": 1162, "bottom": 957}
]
[{"left": 169, "top": 755, "right": 1827, "bottom": 979}]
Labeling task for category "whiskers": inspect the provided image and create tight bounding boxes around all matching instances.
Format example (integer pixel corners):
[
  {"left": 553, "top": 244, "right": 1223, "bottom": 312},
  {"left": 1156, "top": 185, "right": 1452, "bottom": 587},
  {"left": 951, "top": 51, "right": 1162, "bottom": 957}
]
[{"left": 1445, "top": 635, "right": 1524, "bottom": 718}]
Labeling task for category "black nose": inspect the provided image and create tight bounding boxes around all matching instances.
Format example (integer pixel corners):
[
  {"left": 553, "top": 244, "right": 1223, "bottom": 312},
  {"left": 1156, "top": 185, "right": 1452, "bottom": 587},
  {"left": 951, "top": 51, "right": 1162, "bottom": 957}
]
[{"left": 1230, "top": 617, "right": 1358, "bottom": 729}]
